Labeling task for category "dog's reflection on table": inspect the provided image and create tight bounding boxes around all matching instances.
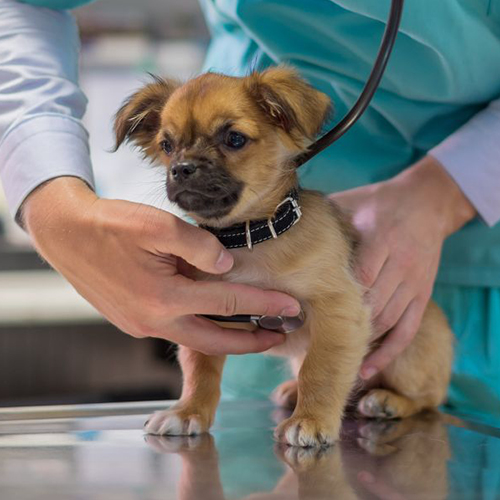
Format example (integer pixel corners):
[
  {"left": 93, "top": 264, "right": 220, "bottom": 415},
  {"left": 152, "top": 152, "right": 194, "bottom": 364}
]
[{"left": 145, "top": 411, "right": 450, "bottom": 500}]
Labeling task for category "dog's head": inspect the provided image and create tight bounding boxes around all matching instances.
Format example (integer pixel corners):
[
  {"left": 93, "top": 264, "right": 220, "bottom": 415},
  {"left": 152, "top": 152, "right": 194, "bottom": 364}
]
[{"left": 114, "top": 67, "right": 331, "bottom": 226}]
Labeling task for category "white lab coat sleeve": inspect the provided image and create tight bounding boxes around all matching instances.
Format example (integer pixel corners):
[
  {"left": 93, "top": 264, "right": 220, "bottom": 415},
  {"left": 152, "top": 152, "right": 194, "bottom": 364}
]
[
  {"left": 0, "top": 0, "right": 94, "bottom": 221},
  {"left": 429, "top": 99, "right": 500, "bottom": 227}
]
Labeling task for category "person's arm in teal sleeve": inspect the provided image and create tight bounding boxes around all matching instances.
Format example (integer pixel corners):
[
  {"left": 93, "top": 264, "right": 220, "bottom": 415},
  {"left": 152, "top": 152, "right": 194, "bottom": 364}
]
[{"left": 0, "top": 0, "right": 94, "bottom": 220}]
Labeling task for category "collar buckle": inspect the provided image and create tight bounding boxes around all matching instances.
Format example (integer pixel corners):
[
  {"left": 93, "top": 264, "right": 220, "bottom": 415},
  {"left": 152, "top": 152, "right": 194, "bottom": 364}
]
[{"left": 274, "top": 195, "right": 302, "bottom": 225}]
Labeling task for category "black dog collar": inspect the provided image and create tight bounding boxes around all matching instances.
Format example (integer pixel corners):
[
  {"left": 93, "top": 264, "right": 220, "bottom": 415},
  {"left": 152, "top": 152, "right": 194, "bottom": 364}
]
[{"left": 202, "top": 189, "right": 302, "bottom": 250}]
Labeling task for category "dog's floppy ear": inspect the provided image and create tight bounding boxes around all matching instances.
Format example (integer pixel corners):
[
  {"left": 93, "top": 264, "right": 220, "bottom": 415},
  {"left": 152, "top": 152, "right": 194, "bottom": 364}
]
[
  {"left": 248, "top": 65, "right": 332, "bottom": 145},
  {"left": 114, "top": 75, "right": 179, "bottom": 156}
]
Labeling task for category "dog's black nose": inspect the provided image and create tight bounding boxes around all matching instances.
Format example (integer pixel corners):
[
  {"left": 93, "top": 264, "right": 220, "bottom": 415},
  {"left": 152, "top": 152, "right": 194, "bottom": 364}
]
[{"left": 171, "top": 163, "right": 197, "bottom": 180}]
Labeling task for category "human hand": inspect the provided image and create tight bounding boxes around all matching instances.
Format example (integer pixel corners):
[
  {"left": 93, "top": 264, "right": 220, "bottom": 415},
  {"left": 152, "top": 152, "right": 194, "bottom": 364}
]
[
  {"left": 22, "top": 177, "right": 300, "bottom": 355},
  {"left": 329, "top": 156, "right": 476, "bottom": 379}
]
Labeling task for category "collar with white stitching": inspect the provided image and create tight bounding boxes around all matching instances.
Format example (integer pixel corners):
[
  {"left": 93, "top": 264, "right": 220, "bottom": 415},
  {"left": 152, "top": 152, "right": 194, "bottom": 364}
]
[{"left": 201, "top": 189, "right": 302, "bottom": 250}]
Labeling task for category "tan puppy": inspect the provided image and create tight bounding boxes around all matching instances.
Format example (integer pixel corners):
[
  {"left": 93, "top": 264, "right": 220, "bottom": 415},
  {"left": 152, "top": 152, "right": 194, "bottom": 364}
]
[{"left": 114, "top": 67, "right": 453, "bottom": 447}]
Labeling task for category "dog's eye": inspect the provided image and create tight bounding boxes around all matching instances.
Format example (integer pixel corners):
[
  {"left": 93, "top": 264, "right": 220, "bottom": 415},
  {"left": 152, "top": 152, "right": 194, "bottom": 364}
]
[
  {"left": 161, "top": 139, "right": 173, "bottom": 155},
  {"left": 225, "top": 131, "right": 247, "bottom": 149}
]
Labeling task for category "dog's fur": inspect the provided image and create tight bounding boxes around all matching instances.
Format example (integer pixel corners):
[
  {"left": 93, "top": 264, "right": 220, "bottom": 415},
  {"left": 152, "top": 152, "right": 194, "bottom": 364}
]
[{"left": 114, "top": 67, "right": 453, "bottom": 447}]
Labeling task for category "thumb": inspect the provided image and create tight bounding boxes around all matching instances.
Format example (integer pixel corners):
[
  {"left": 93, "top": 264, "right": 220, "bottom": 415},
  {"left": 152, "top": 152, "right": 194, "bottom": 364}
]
[{"left": 158, "top": 215, "right": 234, "bottom": 274}]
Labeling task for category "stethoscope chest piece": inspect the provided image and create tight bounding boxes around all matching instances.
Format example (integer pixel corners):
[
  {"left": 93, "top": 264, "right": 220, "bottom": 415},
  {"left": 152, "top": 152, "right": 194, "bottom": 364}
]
[
  {"left": 202, "top": 310, "right": 306, "bottom": 334},
  {"left": 255, "top": 310, "right": 306, "bottom": 333}
]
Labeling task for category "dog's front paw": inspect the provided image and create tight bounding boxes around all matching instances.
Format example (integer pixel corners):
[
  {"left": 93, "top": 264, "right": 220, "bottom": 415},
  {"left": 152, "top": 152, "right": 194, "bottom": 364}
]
[
  {"left": 144, "top": 407, "right": 214, "bottom": 436},
  {"left": 274, "top": 414, "right": 340, "bottom": 447}
]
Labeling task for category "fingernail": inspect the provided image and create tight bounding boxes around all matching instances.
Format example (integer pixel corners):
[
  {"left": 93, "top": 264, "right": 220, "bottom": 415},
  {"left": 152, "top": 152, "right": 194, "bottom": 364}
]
[
  {"left": 215, "top": 250, "right": 233, "bottom": 272},
  {"left": 361, "top": 367, "right": 377, "bottom": 380},
  {"left": 280, "top": 305, "right": 301, "bottom": 317}
]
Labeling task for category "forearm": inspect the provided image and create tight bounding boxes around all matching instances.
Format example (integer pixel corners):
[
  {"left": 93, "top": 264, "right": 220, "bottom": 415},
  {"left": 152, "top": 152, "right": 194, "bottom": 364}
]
[
  {"left": 0, "top": 0, "right": 94, "bottom": 223},
  {"left": 23, "top": 177, "right": 97, "bottom": 248}
]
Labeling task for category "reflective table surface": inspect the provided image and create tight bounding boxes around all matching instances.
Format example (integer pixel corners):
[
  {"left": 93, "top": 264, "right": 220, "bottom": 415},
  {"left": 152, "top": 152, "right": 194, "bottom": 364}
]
[{"left": 1, "top": 400, "right": 499, "bottom": 499}]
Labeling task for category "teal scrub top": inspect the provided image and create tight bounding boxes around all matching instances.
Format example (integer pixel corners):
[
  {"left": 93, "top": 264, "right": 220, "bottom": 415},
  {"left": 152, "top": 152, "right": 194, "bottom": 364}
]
[{"left": 20, "top": 0, "right": 500, "bottom": 287}]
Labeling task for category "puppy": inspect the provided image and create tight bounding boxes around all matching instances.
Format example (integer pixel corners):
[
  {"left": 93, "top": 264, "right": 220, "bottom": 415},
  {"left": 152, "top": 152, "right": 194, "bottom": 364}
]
[{"left": 114, "top": 67, "right": 453, "bottom": 447}]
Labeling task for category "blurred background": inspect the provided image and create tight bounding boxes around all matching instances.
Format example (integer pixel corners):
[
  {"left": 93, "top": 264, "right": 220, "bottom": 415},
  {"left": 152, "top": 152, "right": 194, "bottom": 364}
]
[{"left": 0, "top": 0, "right": 211, "bottom": 407}]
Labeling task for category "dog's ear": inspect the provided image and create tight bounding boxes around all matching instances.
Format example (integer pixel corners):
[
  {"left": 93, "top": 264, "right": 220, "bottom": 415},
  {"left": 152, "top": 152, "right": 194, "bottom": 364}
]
[
  {"left": 248, "top": 66, "right": 331, "bottom": 144},
  {"left": 114, "top": 75, "right": 179, "bottom": 156}
]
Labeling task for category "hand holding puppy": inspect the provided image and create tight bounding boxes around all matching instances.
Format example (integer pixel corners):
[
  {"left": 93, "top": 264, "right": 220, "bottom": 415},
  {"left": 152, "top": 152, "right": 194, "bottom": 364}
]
[
  {"left": 330, "top": 156, "right": 476, "bottom": 379},
  {"left": 22, "top": 177, "right": 300, "bottom": 355}
]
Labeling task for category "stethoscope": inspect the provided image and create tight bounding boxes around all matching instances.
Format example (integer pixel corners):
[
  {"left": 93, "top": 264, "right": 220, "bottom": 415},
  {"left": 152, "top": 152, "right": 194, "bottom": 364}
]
[{"left": 203, "top": 0, "right": 405, "bottom": 334}]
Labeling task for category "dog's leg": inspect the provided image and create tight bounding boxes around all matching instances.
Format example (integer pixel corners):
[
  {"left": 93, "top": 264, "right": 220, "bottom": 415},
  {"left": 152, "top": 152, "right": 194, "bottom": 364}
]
[
  {"left": 275, "top": 292, "right": 371, "bottom": 447},
  {"left": 358, "top": 301, "right": 453, "bottom": 420},
  {"left": 145, "top": 346, "right": 225, "bottom": 436}
]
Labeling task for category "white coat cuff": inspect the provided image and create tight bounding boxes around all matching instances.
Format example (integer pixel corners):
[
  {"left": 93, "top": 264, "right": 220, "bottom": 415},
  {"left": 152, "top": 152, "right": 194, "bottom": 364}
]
[{"left": 429, "top": 101, "right": 500, "bottom": 228}]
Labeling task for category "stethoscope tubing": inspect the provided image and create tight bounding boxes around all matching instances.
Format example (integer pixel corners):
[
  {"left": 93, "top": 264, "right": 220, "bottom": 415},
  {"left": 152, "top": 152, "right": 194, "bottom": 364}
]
[{"left": 293, "top": 0, "right": 405, "bottom": 167}]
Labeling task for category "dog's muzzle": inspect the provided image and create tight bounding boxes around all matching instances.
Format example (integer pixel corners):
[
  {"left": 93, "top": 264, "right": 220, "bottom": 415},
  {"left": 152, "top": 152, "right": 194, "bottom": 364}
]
[{"left": 171, "top": 162, "right": 198, "bottom": 182}]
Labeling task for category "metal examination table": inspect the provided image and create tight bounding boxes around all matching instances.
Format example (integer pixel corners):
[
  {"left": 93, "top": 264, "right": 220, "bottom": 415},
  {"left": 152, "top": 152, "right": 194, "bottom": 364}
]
[{"left": 0, "top": 400, "right": 499, "bottom": 499}]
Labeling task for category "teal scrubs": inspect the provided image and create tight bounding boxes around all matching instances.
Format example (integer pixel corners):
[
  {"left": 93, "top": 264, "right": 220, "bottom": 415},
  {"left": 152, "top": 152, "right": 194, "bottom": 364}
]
[{"left": 19, "top": 0, "right": 500, "bottom": 423}]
